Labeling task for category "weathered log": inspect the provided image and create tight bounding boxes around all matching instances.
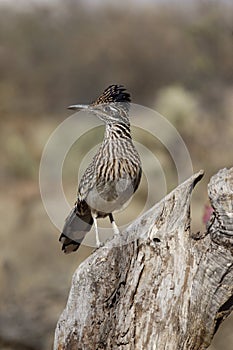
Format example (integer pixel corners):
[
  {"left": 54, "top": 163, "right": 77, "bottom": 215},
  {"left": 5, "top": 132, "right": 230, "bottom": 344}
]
[{"left": 54, "top": 168, "right": 233, "bottom": 350}]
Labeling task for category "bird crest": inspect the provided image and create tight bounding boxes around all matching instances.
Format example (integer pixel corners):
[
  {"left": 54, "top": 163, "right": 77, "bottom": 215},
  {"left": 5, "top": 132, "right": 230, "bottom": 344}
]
[{"left": 91, "top": 85, "right": 131, "bottom": 111}]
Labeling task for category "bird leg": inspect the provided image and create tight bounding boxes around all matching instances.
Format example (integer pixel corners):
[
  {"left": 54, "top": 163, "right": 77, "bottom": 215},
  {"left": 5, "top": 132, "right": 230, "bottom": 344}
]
[
  {"left": 109, "top": 213, "right": 120, "bottom": 236},
  {"left": 92, "top": 213, "right": 101, "bottom": 247}
]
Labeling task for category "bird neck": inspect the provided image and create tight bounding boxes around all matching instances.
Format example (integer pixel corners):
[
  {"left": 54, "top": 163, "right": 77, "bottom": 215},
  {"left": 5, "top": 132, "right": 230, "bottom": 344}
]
[{"left": 104, "top": 122, "right": 132, "bottom": 140}]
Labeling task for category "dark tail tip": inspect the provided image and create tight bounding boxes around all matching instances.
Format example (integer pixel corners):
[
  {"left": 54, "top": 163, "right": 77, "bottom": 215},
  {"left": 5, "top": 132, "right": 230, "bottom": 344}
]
[{"left": 59, "top": 233, "right": 80, "bottom": 254}]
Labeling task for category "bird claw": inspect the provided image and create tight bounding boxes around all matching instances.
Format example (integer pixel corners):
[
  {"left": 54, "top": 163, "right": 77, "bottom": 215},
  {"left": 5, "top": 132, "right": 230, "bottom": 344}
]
[{"left": 113, "top": 231, "right": 120, "bottom": 237}]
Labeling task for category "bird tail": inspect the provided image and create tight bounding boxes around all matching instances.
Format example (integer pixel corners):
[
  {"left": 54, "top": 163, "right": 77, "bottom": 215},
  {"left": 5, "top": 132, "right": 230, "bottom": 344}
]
[{"left": 59, "top": 202, "right": 93, "bottom": 254}]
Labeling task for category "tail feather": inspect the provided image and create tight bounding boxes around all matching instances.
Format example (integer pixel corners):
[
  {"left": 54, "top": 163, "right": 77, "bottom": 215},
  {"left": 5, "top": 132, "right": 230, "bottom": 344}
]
[
  {"left": 59, "top": 204, "right": 93, "bottom": 254},
  {"left": 59, "top": 234, "right": 80, "bottom": 254}
]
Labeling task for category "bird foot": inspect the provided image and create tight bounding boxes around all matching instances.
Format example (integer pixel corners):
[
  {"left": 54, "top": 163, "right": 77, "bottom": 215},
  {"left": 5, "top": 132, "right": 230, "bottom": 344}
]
[
  {"left": 113, "top": 230, "right": 120, "bottom": 237},
  {"left": 97, "top": 241, "right": 104, "bottom": 248}
]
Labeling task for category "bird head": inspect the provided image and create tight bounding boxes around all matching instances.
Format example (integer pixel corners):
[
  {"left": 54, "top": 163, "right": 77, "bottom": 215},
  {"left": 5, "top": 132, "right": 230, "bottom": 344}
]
[{"left": 68, "top": 85, "right": 131, "bottom": 125}]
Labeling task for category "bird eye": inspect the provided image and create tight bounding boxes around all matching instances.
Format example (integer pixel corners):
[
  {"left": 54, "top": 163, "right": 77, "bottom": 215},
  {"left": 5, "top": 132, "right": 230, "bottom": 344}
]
[{"left": 104, "top": 106, "right": 110, "bottom": 112}]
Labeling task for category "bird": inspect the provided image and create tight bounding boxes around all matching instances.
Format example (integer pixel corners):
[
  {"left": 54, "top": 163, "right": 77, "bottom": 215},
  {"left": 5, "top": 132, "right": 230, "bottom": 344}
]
[{"left": 59, "top": 85, "right": 142, "bottom": 253}]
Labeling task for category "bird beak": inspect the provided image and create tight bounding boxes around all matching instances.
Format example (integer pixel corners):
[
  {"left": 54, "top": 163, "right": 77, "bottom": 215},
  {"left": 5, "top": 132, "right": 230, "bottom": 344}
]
[{"left": 67, "top": 104, "right": 90, "bottom": 111}]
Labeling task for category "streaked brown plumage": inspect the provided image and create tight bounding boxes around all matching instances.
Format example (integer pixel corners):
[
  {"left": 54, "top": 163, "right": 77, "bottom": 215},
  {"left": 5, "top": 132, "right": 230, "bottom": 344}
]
[{"left": 59, "top": 85, "right": 142, "bottom": 253}]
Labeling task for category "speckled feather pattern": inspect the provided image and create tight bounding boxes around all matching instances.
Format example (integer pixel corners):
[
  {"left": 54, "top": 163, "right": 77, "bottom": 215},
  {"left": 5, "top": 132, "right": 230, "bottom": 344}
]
[{"left": 60, "top": 85, "right": 142, "bottom": 253}]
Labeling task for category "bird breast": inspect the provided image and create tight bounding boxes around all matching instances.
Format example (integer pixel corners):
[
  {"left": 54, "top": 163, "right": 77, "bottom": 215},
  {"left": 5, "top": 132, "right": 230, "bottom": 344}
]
[{"left": 86, "top": 155, "right": 140, "bottom": 216}]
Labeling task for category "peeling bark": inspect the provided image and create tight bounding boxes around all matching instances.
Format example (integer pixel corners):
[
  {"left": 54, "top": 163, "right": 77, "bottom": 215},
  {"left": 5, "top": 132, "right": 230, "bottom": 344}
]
[{"left": 54, "top": 168, "right": 233, "bottom": 350}]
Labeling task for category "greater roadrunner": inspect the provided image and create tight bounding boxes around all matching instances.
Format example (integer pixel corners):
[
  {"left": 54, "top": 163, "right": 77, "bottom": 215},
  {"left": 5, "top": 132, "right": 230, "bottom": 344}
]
[{"left": 59, "top": 85, "right": 142, "bottom": 253}]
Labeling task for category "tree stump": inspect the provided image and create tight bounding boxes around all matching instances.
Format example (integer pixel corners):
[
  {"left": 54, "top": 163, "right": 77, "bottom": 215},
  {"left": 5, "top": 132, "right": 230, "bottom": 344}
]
[{"left": 54, "top": 167, "right": 233, "bottom": 350}]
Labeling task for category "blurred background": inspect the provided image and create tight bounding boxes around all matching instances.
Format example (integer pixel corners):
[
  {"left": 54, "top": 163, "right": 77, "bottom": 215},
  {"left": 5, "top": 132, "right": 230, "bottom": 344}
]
[{"left": 0, "top": 0, "right": 232, "bottom": 349}]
